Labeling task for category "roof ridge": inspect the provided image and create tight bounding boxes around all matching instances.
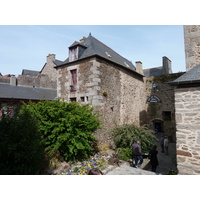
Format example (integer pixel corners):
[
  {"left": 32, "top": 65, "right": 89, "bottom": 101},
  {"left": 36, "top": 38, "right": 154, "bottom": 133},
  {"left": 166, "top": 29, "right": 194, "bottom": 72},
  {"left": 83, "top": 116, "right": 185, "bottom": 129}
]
[{"left": 143, "top": 66, "right": 162, "bottom": 71}]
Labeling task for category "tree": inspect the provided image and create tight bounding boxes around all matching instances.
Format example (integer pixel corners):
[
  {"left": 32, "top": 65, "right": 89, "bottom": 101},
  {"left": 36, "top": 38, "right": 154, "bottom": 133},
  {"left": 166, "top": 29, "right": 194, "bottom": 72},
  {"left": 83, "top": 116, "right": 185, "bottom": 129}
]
[
  {"left": 23, "top": 100, "right": 101, "bottom": 162},
  {"left": 0, "top": 107, "right": 45, "bottom": 175}
]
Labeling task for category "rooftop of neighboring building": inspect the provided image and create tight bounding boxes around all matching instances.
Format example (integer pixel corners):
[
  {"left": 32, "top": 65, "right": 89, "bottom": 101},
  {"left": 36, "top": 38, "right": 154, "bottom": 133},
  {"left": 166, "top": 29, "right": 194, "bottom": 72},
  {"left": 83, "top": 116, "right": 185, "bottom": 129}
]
[
  {"left": 170, "top": 64, "right": 200, "bottom": 85},
  {"left": 0, "top": 82, "right": 57, "bottom": 101},
  {"left": 21, "top": 69, "right": 40, "bottom": 77},
  {"left": 143, "top": 66, "right": 163, "bottom": 77},
  {"left": 143, "top": 56, "right": 172, "bottom": 77}
]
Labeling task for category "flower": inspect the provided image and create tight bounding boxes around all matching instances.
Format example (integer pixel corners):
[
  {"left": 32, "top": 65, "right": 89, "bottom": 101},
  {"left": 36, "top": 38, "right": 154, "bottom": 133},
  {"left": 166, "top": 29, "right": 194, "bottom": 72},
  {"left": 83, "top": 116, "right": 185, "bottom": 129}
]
[{"left": 102, "top": 90, "right": 108, "bottom": 96}]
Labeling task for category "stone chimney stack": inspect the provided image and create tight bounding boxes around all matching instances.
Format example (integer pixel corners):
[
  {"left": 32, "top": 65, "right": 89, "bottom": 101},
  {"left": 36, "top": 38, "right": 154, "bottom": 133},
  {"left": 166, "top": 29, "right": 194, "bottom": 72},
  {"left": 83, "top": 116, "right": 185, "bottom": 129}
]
[
  {"left": 162, "top": 56, "right": 172, "bottom": 74},
  {"left": 79, "top": 36, "right": 86, "bottom": 44},
  {"left": 10, "top": 76, "right": 17, "bottom": 86},
  {"left": 47, "top": 54, "right": 56, "bottom": 63},
  {"left": 135, "top": 61, "right": 144, "bottom": 75}
]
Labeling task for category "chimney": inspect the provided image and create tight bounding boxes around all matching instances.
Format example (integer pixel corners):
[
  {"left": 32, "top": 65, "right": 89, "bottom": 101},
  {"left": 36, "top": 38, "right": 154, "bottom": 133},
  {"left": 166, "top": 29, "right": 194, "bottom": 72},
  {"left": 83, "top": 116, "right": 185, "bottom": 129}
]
[
  {"left": 10, "top": 76, "right": 17, "bottom": 86},
  {"left": 79, "top": 36, "right": 86, "bottom": 44},
  {"left": 162, "top": 56, "right": 172, "bottom": 74},
  {"left": 135, "top": 61, "right": 144, "bottom": 75},
  {"left": 47, "top": 54, "right": 56, "bottom": 63}
]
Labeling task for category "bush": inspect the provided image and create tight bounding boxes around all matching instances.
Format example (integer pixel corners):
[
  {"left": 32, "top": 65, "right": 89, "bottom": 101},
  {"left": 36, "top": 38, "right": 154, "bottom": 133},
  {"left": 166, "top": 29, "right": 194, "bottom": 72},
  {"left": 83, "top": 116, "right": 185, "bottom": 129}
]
[
  {"left": 110, "top": 124, "right": 156, "bottom": 155},
  {"left": 0, "top": 107, "right": 45, "bottom": 175},
  {"left": 23, "top": 100, "right": 101, "bottom": 162},
  {"left": 117, "top": 148, "right": 133, "bottom": 161}
]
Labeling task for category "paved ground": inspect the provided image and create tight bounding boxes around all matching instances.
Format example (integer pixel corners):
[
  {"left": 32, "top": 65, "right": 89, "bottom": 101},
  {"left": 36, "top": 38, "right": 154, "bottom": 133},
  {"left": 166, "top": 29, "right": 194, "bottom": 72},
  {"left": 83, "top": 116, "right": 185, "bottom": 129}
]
[
  {"left": 105, "top": 162, "right": 156, "bottom": 175},
  {"left": 104, "top": 132, "right": 177, "bottom": 175}
]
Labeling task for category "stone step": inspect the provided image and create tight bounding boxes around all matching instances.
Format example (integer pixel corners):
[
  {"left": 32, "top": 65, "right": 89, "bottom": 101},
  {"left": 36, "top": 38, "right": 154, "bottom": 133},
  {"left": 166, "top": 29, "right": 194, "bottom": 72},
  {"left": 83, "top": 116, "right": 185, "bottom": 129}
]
[{"left": 106, "top": 164, "right": 156, "bottom": 175}]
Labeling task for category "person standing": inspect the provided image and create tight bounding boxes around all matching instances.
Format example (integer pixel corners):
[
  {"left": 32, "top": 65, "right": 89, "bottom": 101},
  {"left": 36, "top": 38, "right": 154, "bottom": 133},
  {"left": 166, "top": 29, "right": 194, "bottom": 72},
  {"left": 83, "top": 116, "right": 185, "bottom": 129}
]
[
  {"left": 160, "top": 135, "right": 164, "bottom": 153},
  {"left": 148, "top": 145, "right": 159, "bottom": 172},
  {"left": 164, "top": 136, "right": 169, "bottom": 155},
  {"left": 132, "top": 140, "right": 143, "bottom": 168}
]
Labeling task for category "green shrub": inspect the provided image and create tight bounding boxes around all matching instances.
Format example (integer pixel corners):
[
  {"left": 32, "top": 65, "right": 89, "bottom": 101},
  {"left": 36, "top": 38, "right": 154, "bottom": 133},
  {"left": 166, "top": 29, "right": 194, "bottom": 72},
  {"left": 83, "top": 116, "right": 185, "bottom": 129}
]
[
  {"left": 117, "top": 148, "right": 133, "bottom": 161},
  {"left": 0, "top": 107, "right": 45, "bottom": 175},
  {"left": 110, "top": 124, "right": 156, "bottom": 154},
  {"left": 23, "top": 100, "right": 101, "bottom": 162}
]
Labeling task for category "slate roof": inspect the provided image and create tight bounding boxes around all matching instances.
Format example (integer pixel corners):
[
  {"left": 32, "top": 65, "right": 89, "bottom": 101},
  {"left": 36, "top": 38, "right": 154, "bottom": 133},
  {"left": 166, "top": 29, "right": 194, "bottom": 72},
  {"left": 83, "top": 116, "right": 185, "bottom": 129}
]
[
  {"left": 54, "top": 59, "right": 64, "bottom": 66},
  {"left": 0, "top": 83, "right": 57, "bottom": 101},
  {"left": 170, "top": 65, "right": 200, "bottom": 85},
  {"left": 143, "top": 66, "right": 163, "bottom": 77},
  {"left": 55, "top": 33, "right": 141, "bottom": 75},
  {"left": 22, "top": 69, "right": 40, "bottom": 77}
]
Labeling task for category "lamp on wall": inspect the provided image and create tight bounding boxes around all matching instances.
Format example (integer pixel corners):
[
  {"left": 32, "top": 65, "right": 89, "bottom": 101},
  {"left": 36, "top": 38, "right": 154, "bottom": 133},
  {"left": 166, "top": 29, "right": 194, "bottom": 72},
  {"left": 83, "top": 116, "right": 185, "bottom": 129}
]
[{"left": 152, "top": 83, "right": 159, "bottom": 92}]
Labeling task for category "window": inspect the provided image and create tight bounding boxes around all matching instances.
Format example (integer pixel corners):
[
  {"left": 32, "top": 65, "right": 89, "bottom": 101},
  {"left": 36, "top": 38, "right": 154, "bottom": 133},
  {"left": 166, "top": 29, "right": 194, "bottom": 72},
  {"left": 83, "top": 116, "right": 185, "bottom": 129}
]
[
  {"left": 162, "top": 111, "right": 171, "bottom": 121},
  {"left": 80, "top": 97, "right": 85, "bottom": 102},
  {"left": 105, "top": 51, "right": 111, "bottom": 58},
  {"left": 0, "top": 103, "right": 16, "bottom": 118},
  {"left": 80, "top": 96, "right": 89, "bottom": 103},
  {"left": 70, "top": 97, "right": 77, "bottom": 102},
  {"left": 69, "top": 47, "right": 78, "bottom": 62},
  {"left": 70, "top": 69, "right": 77, "bottom": 91},
  {"left": 124, "top": 62, "right": 130, "bottom": 68}
]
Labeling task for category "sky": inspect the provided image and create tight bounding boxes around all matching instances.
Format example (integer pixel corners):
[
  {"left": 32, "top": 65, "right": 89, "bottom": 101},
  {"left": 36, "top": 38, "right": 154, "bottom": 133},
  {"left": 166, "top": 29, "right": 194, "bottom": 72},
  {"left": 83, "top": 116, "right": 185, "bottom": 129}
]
[{"left": 0, "top": 25, "right": 185, "bottom": 76}]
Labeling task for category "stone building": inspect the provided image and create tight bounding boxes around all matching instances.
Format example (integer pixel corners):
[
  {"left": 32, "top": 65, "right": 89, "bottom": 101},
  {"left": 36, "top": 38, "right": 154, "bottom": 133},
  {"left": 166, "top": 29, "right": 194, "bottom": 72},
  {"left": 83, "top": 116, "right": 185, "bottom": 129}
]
[
  {"left": 1, "top": 32, "right": 182, "bottom": 149},
  {"left": 170, "top": 25, "right": 200, "bottom": 174},
  {"left": 184, "top": 25, "right": 200, "bottom": 72},
  {"left": 145, "top": 73, "right": 184, "bottom": 142},
  {"left": 142, "top": 56, "right": 183, "bottom": 142},
  {"left": 143, "top": 56, "right": 172, "bottom": 77},
  {"left": 55, "top": 33, "right": 146, "bottom": 144},
  {"left": 0, "top": 55, "right": 58, "bottom": 116}
]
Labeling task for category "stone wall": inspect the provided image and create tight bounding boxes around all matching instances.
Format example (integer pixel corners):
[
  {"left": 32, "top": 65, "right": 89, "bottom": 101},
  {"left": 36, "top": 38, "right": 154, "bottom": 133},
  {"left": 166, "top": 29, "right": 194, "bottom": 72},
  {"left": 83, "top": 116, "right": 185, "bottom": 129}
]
[
  {"left": 57, "top": 57, "right": 145, "bottom": 145},
  {"left": 17, "top": 74, "right": 57, "bottom": 89},
  {"left": 184, "top": 25, "right": 200, "bottom": 71},
  {"left": 144, "top": 73, "right": 183, "bottom": 141},
  {"left": 0, "top": 76, "right": 10, "bottom": 84},
  {"left": 175, "top": 86, "right": 200, "bottom": 174}
]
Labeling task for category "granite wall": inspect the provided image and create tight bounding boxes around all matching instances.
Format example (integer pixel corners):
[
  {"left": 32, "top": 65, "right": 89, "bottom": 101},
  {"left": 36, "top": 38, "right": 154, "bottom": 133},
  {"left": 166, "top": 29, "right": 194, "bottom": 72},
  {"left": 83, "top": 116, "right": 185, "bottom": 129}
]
[{"left": 175, "top": 87, "right": 200, "bottom": 174}]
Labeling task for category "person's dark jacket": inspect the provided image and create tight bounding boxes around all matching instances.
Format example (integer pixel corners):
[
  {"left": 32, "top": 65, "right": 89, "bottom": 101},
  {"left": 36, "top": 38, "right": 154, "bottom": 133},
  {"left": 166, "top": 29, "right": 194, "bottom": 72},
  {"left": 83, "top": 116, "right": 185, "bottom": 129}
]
[
  {"left": 132, "top": 143, "right": 142, "bottom": 156},
  {"left": 149, "top": 148, "right": 158, "bottom": 167}
]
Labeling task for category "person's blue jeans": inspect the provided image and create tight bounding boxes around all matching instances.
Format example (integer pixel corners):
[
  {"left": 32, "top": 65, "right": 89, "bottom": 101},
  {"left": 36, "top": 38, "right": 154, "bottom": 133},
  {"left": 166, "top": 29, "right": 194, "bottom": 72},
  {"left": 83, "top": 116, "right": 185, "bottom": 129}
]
[{"left": 134, "top": 156, "right": 143, "bottom": 167}]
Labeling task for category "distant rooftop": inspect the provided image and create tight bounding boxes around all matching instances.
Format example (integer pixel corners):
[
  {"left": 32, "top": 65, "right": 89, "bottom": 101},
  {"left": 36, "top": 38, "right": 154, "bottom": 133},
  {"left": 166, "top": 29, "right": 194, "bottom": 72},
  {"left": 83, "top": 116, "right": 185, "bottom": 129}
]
[
  {"left": 22, "top": 69, "right": 40, "bottom": 77},
  {"left": 143, "top": 66, "right": 163, "bottom": 77},
  {"left": 0, "top": 83, "right": 57, "bottom": 101}
]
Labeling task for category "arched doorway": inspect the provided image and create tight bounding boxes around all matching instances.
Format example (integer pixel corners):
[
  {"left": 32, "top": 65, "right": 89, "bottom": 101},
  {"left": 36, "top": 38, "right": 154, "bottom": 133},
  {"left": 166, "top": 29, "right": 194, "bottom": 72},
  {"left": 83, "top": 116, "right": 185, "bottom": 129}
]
[{"left": 150, "top": 118, "right": 164, "bottom": 133}]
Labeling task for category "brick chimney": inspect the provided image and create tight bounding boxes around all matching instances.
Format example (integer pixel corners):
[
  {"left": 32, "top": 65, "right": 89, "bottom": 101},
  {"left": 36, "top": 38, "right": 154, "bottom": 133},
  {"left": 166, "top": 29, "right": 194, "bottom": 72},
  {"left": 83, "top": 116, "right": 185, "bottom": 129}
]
[
  {"left": 135, "top": 61, "right": 144, "bottom": 75},
  {"left": 162, "top": 56, "right": 172, "bottom": 74}
]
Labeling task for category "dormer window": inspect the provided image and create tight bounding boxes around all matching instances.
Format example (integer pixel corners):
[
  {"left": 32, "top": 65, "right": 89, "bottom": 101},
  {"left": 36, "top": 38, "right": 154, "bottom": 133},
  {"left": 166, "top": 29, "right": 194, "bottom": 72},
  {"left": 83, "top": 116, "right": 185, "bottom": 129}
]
[
  {"left": 124, "top": 62, "right": 130, "bottom": 68},
  {"left": 69, "top": 47, "right": 78, "bottom": 62},
  {"left": 105, "top": 52, "right": 111, "bottom": 58}
]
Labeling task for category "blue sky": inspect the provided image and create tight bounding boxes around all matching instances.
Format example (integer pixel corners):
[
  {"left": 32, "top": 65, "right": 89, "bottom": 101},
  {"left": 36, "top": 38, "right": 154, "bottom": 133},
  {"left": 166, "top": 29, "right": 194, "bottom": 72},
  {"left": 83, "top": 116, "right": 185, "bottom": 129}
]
[{"left": 0, "top": 25, "right": 185, "bottom": 76}]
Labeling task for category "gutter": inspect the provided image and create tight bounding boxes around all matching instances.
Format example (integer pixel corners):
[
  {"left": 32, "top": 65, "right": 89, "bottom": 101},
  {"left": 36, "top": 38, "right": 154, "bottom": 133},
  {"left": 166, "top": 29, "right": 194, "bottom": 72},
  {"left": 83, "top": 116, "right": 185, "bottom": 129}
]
[
  {"left": 168, "top": 79, "right": 200, "bottom": 85},
  {"left": 54, "top": 54, "right": 145, "bottom": 78}
]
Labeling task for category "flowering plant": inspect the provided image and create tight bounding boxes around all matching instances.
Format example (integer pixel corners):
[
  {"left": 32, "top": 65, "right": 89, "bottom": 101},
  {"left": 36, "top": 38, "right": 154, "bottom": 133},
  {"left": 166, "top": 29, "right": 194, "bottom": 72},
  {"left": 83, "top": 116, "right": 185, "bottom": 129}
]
[
  {"left": 52, "top": 153, "right": 112, "bottom": 175},
  {"left": 102, "top": 90, "right": 108, "bottom": 97}
]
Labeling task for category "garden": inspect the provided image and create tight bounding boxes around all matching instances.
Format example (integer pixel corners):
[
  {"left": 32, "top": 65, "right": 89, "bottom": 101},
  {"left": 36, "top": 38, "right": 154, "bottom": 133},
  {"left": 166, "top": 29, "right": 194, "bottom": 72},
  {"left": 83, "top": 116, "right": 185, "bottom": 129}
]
[{"left": 0, "top": 100, "right": 156, "bottom": 175}]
